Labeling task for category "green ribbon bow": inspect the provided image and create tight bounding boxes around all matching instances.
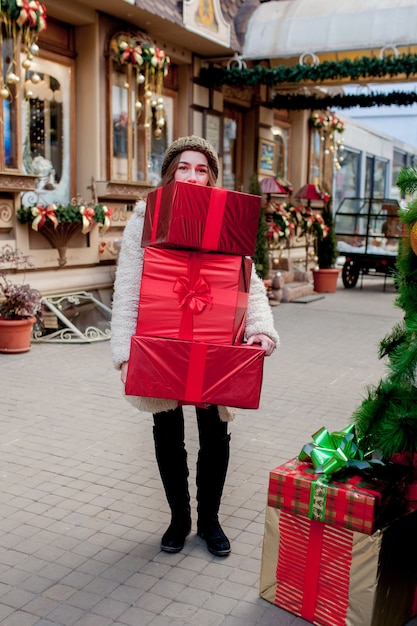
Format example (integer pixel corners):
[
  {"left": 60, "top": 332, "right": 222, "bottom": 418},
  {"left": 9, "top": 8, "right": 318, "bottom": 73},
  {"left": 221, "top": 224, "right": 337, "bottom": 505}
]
[{"left": 299, "top": 424, "right": 382, "bottom": 477}]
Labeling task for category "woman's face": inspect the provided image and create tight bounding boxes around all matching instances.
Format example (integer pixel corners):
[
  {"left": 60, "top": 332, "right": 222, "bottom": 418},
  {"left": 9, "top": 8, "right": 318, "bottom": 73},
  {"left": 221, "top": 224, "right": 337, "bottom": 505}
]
[{"left": 174, "top": 150, "right": 210, "bottom": 186}]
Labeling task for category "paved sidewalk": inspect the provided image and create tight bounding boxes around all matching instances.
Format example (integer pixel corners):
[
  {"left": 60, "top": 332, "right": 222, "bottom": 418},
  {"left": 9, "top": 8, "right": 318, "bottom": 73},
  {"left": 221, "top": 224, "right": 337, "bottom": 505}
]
[{"left": 1, "top": 275, "right": 416, "bottom": 625}]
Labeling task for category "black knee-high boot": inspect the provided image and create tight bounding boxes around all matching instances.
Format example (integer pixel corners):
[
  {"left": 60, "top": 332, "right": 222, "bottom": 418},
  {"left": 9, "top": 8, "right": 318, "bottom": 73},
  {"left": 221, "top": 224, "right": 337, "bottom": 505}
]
[
  {"left": 195, "top": 406, "right": 231, "bottom": 556},
  {"left": 153, "top": 408, "right": 192, "bottom": 553}
]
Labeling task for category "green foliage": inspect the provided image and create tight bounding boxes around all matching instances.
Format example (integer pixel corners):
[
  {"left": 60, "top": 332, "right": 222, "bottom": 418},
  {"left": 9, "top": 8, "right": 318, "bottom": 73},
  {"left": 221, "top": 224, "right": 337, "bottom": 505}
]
[
  {"left": 378, "top": 322, "right": 407, "bottom": 359},
  {"left": 200, "top": 54, "right": 417, "bottom": 87},
  {"left": 353, "top": 380, "right": 417, "bottom": 457},
  {"left": 316, "top": 197, "right": 338, "bottom": 268},
  {"left": 396, "top": 166, "right": 417, "bottom": 196},
  {"left": 249, "top": 174, "right": 269, "bottom": 279},
  {"left": 269, "top": 90, "right": 417, "bottom": 111},
  {"left": 17, "top": 203, "right": 110, "bottom": 226},
  {"left": 352, "top": 165, "right": 417, "bottom": 457}
]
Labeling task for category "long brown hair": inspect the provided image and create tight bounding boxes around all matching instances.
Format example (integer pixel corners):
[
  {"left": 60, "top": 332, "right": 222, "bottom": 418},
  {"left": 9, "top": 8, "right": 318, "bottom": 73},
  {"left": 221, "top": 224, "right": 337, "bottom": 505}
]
[{"left": 160, "top": 152, "right": 217, "bottom": 187}]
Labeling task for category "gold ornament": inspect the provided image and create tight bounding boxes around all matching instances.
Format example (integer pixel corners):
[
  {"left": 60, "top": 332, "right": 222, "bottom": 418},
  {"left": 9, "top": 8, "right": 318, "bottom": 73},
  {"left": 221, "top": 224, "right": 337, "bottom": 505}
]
[{"left": 410, "top": 222, "right": 417, "bottom": 255}]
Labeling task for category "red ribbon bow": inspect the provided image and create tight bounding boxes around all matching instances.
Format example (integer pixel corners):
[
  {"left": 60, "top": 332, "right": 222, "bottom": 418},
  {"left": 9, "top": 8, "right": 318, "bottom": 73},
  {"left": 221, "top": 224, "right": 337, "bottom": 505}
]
[
  {"left": 173, "top": 276, "right": 212, "bottom": 314},
  {"left": 17, "top": 0, "right": 47, "bottom": 32},
  {"left": 31, "top": 203, "right": 58, "bottom": 230},
  {"left": 80, "top": 206, "right": 96, "bottom": 234}
]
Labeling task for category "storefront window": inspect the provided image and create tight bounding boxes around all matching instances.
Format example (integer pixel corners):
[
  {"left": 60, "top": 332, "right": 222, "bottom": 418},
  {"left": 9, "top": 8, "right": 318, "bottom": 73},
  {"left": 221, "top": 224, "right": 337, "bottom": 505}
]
[
  {"left": 21, "top": 57, "right": 72, "bottom": 206},
  {"left": 223, "top": 115, "right": 237, "bottom": 190},
  {"left": 333, "top": 148, "right": 360, "bottom": 211},
  {"left": 365, "top": 156, "right": 387, "bottom": 199},
  {"left": 309, "top": 129, "right": 322, "bottom": 184},
  {"left": 392, "top": 150, "right": 407, "bottom": 197},
  {"left": 272, "top": 125, "right": 289, "bottom": 179}
]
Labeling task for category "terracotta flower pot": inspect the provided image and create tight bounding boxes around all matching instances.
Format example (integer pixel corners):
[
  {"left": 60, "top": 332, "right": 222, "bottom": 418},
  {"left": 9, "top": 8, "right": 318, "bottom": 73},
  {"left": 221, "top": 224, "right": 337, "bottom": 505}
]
[
  {"left": 312, "top": 268, "right": 341, "bottom": 293},
  {"left": 0, "top": 317, "right": 35, "bottom": 353}
]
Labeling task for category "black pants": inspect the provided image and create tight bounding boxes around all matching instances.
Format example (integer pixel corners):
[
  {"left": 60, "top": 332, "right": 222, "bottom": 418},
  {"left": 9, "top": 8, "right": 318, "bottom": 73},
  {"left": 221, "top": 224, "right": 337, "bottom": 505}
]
[{"left": 153, "top": 405, "right": 230, "bottom": 527}]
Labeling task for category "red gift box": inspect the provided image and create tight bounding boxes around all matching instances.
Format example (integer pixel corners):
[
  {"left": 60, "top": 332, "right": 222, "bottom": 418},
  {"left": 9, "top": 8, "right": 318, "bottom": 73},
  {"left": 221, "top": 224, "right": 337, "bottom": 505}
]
[
  {"left": 260, "top": 507, "right": 417, "bottom": 626},
  {"left": 268, "top": 458, "right": 407, "bottom": 534},
  {"left": 136, "top": 247, "right": 252, "bottom": 344},
  {"left": 125, "top": 335, "right": 265, "bottom": 409},
  {"left": 141, "top": 181, "right": 261, "bottom": 256}
]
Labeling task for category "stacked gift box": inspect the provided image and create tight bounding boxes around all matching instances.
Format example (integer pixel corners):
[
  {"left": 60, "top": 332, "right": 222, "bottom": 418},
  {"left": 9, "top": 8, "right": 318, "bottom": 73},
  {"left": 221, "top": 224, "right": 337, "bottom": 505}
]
[
  {"left": 260, "top": 454, "right": 417, "bottom": 626},
  {"left": 125, "top": 181, "right": 265, "bottom": 409}
]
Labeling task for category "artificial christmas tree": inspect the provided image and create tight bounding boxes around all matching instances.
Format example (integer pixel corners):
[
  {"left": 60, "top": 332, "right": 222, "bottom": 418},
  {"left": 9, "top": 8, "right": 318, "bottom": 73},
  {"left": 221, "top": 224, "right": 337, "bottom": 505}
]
[{"left": 353, "top": 166, "right": 417, "bottom": 458}]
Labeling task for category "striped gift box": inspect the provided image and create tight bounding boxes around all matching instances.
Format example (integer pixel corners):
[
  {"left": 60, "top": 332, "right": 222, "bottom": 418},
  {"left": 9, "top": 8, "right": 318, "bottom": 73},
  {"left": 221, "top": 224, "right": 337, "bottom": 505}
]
[{"left": 260, "top": 507, "right": 417, "bottom": 626}]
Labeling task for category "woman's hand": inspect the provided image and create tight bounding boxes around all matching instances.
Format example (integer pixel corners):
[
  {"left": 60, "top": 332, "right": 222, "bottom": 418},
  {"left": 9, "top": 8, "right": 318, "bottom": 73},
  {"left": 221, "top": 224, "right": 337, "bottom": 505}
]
[
  {"left": 120, "top": 361, "right": 129, "bottom": 384},
  {"left": 246, "top": 334, "right": 275, "bottom": 356}
]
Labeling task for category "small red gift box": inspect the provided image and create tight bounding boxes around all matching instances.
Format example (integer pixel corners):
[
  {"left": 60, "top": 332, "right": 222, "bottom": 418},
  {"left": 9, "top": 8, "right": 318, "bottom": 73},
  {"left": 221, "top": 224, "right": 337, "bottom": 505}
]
[
  {"left": 260, "top": 507, "right": 417, "bottom": 626},
  {"left": 141, "top": 181, "right": 261, "bottom": 256},
  {"left": 125, "top": 335, "right": 265, "bottom": 409},
  {"left": 268, "top": 458, "right": 406, "bottom": 534},
  {"left": 136, "top": 247, "right": 252, "bottom": 344}
]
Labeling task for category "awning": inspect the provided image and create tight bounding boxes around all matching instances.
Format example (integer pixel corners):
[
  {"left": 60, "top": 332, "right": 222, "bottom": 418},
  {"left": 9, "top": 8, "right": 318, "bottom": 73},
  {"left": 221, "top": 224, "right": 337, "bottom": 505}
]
[{"left": 243, "top": 0, "right": 417, "bottom": 61}]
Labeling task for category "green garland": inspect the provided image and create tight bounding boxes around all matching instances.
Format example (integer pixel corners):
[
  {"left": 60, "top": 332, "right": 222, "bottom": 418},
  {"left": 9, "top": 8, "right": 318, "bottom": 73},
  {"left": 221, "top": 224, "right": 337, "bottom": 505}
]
[
  {"left": 200, "top": 54, "right": 417, "bottom": 87},
  {"left": 270, "top": 90, "right": 417, "bottom": 110},
  {"left": 17, "top": 203, "right": 110, "bottom": 226}
]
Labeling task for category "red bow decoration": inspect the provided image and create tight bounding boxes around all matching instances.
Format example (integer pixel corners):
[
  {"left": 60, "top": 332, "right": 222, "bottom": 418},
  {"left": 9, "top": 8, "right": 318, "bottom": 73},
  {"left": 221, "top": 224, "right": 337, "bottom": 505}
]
[
  {"left": 79, "top": 205, "right": 96, "bottom": 234},
  {"left": 101, "top": 206, "right": 113, "bottom": 234},
  {"left": 120, "top": 44, "right": 143, "bottom": 65},
  {"left": 173, "top": 276, "right": 212, "bottom": 314},
  {"left": 30, "top": 203, "right": 58, "bottom": 231},
  {"left": 17, "top": 0, "right": 47, "bottom": 32}
]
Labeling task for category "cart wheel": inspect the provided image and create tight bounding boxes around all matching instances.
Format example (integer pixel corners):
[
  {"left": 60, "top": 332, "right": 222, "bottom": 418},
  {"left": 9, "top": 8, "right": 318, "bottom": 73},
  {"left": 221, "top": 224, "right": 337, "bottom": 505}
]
[{"left": 342, "top": 260, "right": 360, "bottom": 288}]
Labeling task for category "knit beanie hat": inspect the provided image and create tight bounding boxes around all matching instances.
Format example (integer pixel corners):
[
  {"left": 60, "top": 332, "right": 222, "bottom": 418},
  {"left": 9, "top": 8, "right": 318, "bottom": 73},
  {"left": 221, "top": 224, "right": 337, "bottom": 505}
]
[{"left": 161, "top": 135, "right": 219, "bottom": 180}]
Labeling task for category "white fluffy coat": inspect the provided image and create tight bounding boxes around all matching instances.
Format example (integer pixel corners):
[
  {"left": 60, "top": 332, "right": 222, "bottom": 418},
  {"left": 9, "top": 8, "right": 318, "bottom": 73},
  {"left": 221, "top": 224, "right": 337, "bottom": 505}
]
[{"left": 111, "top": 200, "right": 280, "bottom": 420}]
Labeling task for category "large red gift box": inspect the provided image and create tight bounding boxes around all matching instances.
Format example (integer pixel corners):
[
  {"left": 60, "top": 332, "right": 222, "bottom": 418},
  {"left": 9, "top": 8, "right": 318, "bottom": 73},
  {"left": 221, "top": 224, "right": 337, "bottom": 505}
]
[
  {"left": 260, "top": 507, "right": 417, "bottom": 626},
  {"left": 141, "top": 181, "right": 261, "bottom": 256},
  {"left": 136, "top": 247, "right": 252, "bottom": 344},
  {"left": 125, "top": 335, "right": 265, "bottom": 409},
  {"left": 268, "top": 458, "right": 406, "bottom": 534}
]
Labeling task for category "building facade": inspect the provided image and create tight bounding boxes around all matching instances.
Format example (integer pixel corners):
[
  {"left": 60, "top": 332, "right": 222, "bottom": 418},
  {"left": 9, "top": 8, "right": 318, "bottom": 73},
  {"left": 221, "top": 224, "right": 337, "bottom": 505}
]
[{"left": 2, "top": 0, "right": 416, "bottom": 304}]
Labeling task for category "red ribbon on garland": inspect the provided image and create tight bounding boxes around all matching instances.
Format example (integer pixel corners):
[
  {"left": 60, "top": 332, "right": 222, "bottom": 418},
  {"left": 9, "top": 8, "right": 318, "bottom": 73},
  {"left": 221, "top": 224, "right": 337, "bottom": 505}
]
[
  {"left": 79, "top": 206, "right": 96, "bottom": 234},
  {"left": 30, "top": 203, "right": 58, "bottom": 231}
]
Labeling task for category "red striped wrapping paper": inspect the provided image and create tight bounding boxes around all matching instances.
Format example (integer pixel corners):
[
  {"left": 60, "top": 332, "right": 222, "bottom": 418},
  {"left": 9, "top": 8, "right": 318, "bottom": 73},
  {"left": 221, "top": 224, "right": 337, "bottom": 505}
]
[{"left": 260, "top": 507, "right": 417, "bottom": 626}]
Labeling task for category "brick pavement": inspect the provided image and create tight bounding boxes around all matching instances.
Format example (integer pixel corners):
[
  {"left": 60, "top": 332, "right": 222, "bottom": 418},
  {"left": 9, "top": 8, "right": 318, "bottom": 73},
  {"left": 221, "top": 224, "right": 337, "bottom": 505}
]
[{"left": 1, "top": 275, "right": 416, "bottom": 625}]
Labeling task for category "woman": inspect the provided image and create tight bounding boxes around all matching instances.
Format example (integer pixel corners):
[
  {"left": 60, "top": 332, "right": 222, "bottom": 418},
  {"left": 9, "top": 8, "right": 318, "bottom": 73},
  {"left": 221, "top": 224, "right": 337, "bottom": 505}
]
[{"left": 111, "top": 135, "right": 279, "bottom": 557}]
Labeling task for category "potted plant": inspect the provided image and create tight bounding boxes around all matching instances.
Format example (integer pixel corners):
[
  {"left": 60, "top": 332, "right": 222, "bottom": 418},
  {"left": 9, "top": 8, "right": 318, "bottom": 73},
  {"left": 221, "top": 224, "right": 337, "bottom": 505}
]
[
  {"left": 0, "top": 247, "right": 41, "bottom": 353},
  {"left": 313, "top": 195, "right": 340, "bottom": 293}
]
